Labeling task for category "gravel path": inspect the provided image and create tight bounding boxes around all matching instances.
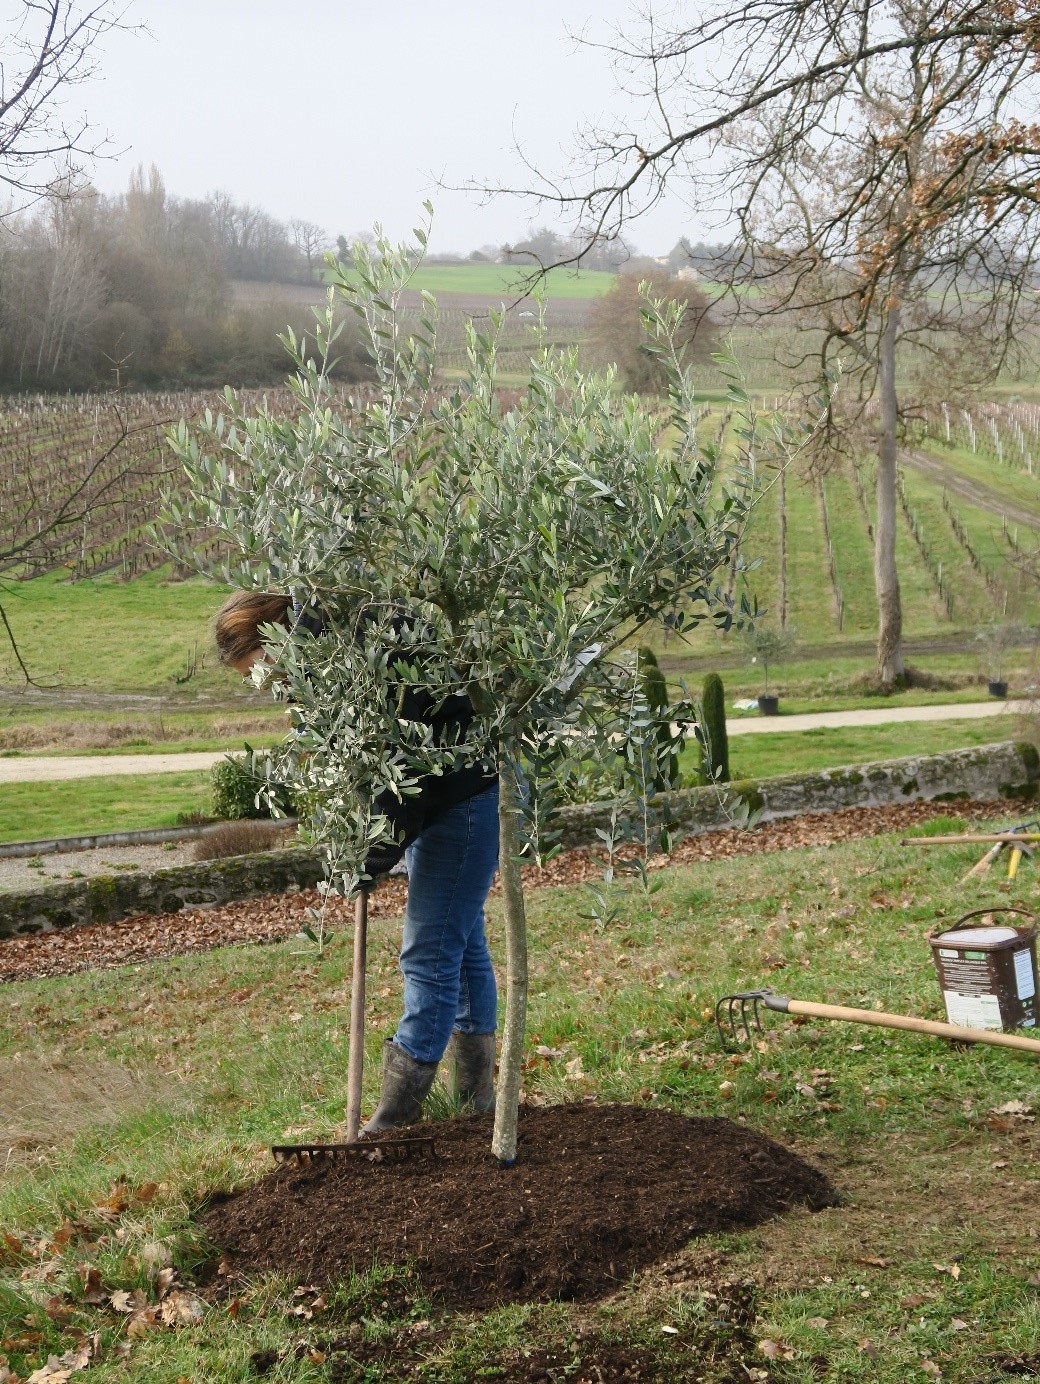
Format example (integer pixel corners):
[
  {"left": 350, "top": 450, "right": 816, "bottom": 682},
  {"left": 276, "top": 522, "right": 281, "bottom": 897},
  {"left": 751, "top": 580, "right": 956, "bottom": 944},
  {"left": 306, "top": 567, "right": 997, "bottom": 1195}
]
[
  {"left": 0, "top": 838, "right": 201, "bottom": 893},
  {"left": 0, "top": 701, "right": 1027, "bottom": 783}
]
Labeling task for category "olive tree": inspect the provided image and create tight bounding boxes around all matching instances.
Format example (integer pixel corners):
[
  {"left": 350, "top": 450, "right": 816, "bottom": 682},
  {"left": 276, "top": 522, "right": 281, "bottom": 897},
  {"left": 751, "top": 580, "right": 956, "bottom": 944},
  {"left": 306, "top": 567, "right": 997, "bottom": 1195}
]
[{"left": 164, "top": 222, "right": 756, "bottom": 1163}]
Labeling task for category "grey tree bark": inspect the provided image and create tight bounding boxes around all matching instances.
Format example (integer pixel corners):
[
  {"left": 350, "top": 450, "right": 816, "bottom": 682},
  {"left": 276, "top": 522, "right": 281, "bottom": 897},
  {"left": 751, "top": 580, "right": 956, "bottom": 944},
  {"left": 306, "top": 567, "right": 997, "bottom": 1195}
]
[{"left": 874, "top": 305, "right": 905, "bottom": 686}]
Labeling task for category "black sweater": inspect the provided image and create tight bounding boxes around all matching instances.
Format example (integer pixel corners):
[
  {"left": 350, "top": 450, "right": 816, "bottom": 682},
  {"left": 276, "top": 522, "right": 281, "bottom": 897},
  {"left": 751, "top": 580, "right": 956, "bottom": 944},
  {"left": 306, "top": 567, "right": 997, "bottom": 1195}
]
[{"left": 291, "top": 599, "right": 497, "bottom": 873}]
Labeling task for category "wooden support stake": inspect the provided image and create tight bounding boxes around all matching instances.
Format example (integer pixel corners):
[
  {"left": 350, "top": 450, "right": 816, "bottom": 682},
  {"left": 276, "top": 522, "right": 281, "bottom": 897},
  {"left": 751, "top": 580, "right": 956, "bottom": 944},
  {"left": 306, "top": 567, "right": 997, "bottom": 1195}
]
[{"left": 344, "top": 890, "right": 369, "bottom": 1143}]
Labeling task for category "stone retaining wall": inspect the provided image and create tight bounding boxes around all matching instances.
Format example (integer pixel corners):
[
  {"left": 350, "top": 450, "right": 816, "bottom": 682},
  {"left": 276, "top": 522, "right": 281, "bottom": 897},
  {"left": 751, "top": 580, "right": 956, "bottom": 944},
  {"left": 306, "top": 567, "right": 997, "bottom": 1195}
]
[
  {"left": 557, "top": 740, "right": 1039, "bottom": 847},
  {"left": 2, "top": 740, "right": 1036, "bottom": 939}
]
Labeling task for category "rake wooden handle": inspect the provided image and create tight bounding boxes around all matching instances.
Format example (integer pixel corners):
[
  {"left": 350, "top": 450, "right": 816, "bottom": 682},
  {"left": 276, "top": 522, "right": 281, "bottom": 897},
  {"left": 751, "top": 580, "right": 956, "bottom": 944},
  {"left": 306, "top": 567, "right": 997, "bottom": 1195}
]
[
  {"left": 901, "top": 834, "right": 1040, "bottom": 846},
  {"left": 782, "top": 998, "right": 1040, "bottom": 1054},
  {"left": 344, "top": 890, "right": 369, "bottom": 1142}
]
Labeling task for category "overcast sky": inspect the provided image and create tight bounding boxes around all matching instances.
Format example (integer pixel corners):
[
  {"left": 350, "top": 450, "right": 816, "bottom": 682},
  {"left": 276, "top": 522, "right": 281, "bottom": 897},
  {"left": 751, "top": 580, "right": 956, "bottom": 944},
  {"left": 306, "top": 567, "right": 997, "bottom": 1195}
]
[{"left": 62, "top": 0, "right": 711, "bottom": 256}]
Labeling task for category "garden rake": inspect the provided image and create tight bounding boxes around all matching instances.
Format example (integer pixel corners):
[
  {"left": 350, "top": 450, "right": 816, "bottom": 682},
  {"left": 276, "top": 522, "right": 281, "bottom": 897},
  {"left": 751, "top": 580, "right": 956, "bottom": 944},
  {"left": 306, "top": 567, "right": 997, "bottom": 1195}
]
[
  {"left": 716, "top": 989, "right": 1040, "bottom": 1056},
  {"left": 271, "top": 890, "right": 436, "bottom": 1166}
]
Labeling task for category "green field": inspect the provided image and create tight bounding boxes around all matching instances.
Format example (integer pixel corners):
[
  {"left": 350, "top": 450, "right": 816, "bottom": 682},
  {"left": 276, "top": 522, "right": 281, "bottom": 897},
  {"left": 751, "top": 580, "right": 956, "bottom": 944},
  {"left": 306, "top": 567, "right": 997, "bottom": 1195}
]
[
  {"left": 2, "top": 814, "right": 1039, "bottom": 1380},
  {"left": 0, "top": 769, "right": 213, "bottom": 844},
  {"left": 0, "top": 569, "right": 234, "bottom": 694},
  {"left": 0, "top": 715, "right": 1019, "bottom": 846},
  {"left": 409, "top": 262, "right": 615, "bottom": 300}
]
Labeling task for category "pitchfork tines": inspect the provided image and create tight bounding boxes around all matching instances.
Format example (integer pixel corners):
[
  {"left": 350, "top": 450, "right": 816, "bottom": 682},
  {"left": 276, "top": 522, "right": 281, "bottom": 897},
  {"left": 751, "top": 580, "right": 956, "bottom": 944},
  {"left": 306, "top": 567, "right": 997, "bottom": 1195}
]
[
  {"left": 715, "top": 990, "right": 790, "bottom": 1048},
  {"left": 271, "top": 1136, "right": 437, "bottom": 1166}
]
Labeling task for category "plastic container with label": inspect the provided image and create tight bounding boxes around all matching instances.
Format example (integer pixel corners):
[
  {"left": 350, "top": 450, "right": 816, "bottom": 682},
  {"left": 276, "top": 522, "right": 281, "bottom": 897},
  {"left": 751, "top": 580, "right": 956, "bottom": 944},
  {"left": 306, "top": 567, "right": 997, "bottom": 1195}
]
[{"left": 929, "top": 908, "right": 1038, "bottom": 1031}]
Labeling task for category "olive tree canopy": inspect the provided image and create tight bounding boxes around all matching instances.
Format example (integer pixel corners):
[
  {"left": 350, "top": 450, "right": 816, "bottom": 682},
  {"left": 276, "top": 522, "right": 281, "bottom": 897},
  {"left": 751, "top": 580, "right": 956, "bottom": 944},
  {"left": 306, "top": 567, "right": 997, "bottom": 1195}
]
[{"left": 164, "top": 223, "right": 760, "bottom": 1160}]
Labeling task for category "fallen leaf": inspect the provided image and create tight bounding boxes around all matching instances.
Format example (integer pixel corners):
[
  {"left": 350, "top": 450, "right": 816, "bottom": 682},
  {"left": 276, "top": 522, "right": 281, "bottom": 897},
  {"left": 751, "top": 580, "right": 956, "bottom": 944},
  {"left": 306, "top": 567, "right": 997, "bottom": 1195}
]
[
  {"left": 110, "top": 1289, "right": 147, "bottom": 1314},
  {"left": 534, "top": 1045, "right": 563, "bottom": 1059},
  {"left": 26, "top": 1363, "right": 72, "bottom": 1384},
  {"left": 126, "top": 1306, "right": 161, "bottom": 1338},
  {"left": 901, "top": 1294, "right": 928, "bottom": 1309},
  {"left": 565, "top": 1055, "right": 584, "bottom": 1079},
  {"left": 990, "top": 1100, "right": 1035, "bottom": 1120},
  {"left": 26, "top": 1339, "right": 93, "bottom": 1382},
  {"left": 806, "top": 1316, "right": 829, "bottom": 1330},
  {"left": 41, "top": 1298, "right": 71, "bottom": 1326},
  {"left": 858, "top": 1340, "right": 878, "bottom": 1358},
  {"left": 0, "top": 1234, "right": 24, "bottom": 1263},
  {"left": 159, "top": 1289, "right": 206, "bottom": 1327},
  {"left": 758, "top": 1339, "right": 794, "bottom": 1360},
  {"left": 950, "top": 1317, "right": 968, "bottom": 1331},
  {"left": 856, "top": 1256, "right": 891, "bottom": 1268},
  {"left": 920, "top": 1360, "right": 941, "bottom": 1378},
  {"left": 48, "top": 1225, "right": 77, "bottom": 1253},
  {"left": 155, "top": 1267, "right": 175, "bottom": 1299},
  {"left": 78, "top": 1265, "right": 107, "bottom": 1305}
]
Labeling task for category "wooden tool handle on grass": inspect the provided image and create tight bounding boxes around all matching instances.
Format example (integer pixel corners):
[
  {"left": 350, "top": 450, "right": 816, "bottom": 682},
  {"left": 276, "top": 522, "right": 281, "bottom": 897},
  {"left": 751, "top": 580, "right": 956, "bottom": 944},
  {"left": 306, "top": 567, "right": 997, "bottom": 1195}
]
[
  {"left": 343, "top": 890, "right": 369, "bottom": 1142},
  {"left": 901, "top": 834, "right": 1040, "bottom": 846},
  {"left": 786, "top": 999, "right": 1040, "bottom": 1054}
]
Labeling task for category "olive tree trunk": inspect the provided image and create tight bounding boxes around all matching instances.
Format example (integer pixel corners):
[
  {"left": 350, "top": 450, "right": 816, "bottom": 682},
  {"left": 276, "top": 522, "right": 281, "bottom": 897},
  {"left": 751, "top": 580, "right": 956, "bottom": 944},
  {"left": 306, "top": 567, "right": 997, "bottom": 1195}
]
[
  {"left": 874, "top": 303, "right": 905, "bottom": 687},
  {"left": 491, "top": 747, "right": 528, "bottom": 1165}
]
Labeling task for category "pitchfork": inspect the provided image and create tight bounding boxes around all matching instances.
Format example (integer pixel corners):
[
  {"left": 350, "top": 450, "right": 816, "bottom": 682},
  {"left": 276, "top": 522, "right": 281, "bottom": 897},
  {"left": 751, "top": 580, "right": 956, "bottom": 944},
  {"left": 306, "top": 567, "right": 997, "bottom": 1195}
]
[
  {"left": 715, "top": 989, "right": 1040, "bottom": 1055},
  {"left": 271, "top": 888, "right": 436, "bottom": 1166}
]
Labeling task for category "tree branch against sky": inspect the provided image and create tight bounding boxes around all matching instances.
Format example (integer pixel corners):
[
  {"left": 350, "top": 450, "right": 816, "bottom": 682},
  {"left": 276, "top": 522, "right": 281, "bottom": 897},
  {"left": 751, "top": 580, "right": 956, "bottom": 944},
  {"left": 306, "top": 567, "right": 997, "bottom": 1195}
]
[
  {"left": 516, "top": 0, "right": 1040, "bottom": 685},
  {"left": 0, "top": 0, "right": 133, "bottom": 208}
]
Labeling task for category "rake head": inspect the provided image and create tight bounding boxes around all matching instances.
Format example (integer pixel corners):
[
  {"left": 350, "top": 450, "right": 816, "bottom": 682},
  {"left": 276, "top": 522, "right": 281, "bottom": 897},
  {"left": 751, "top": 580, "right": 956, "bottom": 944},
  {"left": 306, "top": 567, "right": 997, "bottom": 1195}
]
[
  {"left": 715, "top": 990, "right": 788, "bottom": 1048},
  {"left": 271, "top": 1136, "right": 437, "bottom": 1166}
]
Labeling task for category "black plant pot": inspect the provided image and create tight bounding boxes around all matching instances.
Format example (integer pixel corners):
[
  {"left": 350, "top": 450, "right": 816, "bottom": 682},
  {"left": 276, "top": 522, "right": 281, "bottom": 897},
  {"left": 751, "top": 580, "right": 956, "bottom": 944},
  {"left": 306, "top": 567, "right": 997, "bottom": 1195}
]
[
  {"left": 988, "top": 680, "right": 1008, "bottom": 699},
  {"left": 757, "top": 695, "right": 781, "bottom": 717}
]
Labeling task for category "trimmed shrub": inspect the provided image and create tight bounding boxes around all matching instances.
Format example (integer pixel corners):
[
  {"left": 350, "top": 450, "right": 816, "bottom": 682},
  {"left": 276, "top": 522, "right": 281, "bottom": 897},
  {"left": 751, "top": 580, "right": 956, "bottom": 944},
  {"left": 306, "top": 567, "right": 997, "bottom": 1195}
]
[
  {"left": 211, "top": 750, "right": 294, "bottom": 821},
  {"left": 192, "top": 821, "right": 296, "bottom": 862},
  {"left": 701, "top": 672, "right": 730, "bottom": 783},
  {"left": 638, "top": 647, "right": 681, "bottom": 790}
]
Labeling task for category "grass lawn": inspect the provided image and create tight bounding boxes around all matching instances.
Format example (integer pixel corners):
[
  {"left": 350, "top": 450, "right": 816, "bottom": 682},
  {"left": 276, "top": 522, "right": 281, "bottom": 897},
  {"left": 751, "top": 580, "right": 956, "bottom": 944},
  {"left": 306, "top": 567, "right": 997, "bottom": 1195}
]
[
  {"left": 696, "top": 714, "right": 1025, "bottom": 783},
  {"left": 408, "top": 263, "right": 615, "bottom": 300},
  {"left": 0, "top": 770, "right": 213, "bottom": 844},
  {"left": 0, "top": 569, "right": 233, "bottom": 694},
  {"left": 2, "top": 814, "right": 1039, "bottom": 1379},
  {"left": 917, "top": 439, "right": 1040, "bottom": 523},
  {"left": 0, "top": 716, "right": 1026, "bottom": 846}
]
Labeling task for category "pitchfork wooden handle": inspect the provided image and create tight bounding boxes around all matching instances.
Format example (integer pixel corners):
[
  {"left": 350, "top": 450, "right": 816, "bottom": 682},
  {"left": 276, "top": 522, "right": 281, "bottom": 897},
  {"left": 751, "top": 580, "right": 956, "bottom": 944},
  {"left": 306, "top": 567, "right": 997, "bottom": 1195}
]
[
  {"left": 344, "top": 890, "right": 369, "bottom": 1142},
  {"left": 785, "top": 999, "right": 1040, "bottom": 1055}
]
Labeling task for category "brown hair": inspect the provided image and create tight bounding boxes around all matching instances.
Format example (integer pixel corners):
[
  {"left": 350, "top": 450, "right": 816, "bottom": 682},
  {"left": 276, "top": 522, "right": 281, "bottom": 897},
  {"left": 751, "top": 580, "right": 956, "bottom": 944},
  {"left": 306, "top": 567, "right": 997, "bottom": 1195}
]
[{"left": 214, "top": 591, "right": 292, "bottom": 667}]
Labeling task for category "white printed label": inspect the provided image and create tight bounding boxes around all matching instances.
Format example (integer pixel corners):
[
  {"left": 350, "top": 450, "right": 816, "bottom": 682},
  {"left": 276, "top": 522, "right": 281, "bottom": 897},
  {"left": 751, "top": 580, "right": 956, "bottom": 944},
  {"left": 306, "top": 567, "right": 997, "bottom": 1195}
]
[
  {"left": 1014, "top": 948, "right": 1036, "bottom": 1001},
  {"left": 943, "top": 991, "right": 1003, "bottom": 1029}
]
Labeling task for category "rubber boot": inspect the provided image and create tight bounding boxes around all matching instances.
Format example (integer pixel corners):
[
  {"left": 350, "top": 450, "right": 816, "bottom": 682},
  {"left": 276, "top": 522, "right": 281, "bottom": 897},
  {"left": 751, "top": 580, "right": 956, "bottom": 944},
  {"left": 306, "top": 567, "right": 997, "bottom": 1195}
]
[
  {"left": 445, "top": 1031, "right": 496, "bottom": 1114},
  {"left": 360, "top": 1040, "right": 439, "bottom": 1136}
]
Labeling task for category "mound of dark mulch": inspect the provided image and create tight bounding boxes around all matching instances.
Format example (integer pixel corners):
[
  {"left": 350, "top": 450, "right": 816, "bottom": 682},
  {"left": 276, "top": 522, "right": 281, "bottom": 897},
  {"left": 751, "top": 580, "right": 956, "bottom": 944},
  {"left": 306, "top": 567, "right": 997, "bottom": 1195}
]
[{"left": 203, "top": 1103, "right": 838, "bottom": 1310}]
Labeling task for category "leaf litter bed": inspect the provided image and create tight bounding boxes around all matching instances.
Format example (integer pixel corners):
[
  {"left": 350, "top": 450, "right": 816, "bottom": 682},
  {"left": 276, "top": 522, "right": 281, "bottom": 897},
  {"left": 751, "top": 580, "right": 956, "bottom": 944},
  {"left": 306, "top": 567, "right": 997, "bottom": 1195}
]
[
  {"left": 203, "top": 1103, "right": 838, "bottom": 1312},
  {"left": 0, "top": 797, "right": 1015, "bottom": 984}
]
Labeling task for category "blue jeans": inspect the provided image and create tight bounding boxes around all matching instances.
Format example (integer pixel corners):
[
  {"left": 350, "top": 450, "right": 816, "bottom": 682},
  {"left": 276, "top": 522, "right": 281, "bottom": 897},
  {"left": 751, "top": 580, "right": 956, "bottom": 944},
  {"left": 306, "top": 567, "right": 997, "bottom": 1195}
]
[{"left": 393, "top": 782, "right": 500, "bottom": 1064}]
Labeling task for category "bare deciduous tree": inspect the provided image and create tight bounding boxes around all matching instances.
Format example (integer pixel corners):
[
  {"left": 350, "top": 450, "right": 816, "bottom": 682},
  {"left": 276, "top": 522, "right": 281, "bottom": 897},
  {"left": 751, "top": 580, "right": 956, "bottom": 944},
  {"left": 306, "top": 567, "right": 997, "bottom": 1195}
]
[
  {"left": 511, "top": 0, "right": 1040, "bottom": 684},
  {"left": 1, "top": 1, "right": 132, "bottom": 208},
  {"left": 289, "top": 218, "right": 327, "bottom": 277}
]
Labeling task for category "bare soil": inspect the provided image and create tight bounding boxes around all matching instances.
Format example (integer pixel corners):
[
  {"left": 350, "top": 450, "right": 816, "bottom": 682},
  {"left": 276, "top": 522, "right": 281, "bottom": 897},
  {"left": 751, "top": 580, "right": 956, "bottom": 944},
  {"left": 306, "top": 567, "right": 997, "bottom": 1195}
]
[{"left": 203, "top": 1104, "right": 837, "bottom": 1312}]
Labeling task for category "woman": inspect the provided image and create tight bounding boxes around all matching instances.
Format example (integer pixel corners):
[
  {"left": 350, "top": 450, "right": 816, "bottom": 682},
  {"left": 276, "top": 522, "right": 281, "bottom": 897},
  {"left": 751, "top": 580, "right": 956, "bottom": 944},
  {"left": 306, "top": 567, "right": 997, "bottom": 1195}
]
[{"left": 214, "top": 591, "right": 500, "bottom": 1133}]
